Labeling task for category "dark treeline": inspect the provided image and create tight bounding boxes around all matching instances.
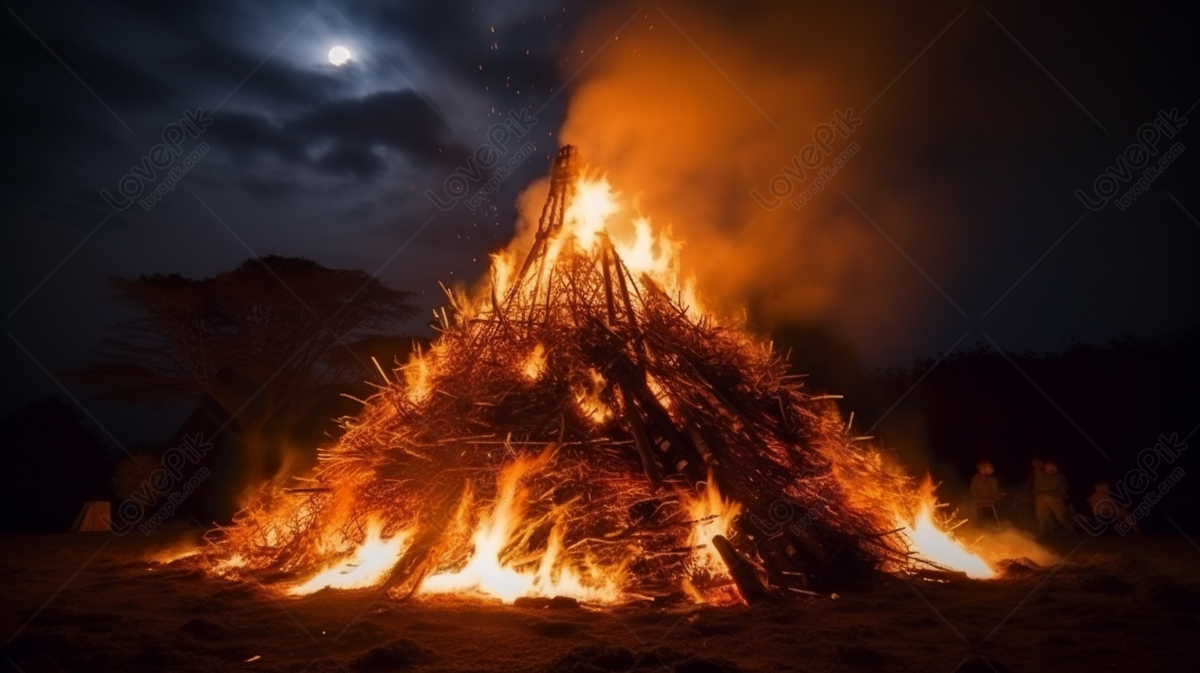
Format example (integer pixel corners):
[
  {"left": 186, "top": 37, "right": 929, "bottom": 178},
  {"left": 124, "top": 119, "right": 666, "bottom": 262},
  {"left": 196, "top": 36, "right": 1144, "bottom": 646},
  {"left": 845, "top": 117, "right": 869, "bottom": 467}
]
[
  {"left": 774, "top": 324, "right": 1200, "bottom": 531},
  {"left": 4, "top": 315, "right": 1196, "bottom": 532},
  {"left": 0, "top": 256, "right": 425, "bottom": 532}
]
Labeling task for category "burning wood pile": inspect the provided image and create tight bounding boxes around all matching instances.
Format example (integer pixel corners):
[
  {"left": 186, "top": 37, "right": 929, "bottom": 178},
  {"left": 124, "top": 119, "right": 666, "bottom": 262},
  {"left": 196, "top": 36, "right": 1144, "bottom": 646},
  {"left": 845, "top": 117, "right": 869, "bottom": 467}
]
[{"left": 209, "top": 146, "right": 993, "bottom": 605}]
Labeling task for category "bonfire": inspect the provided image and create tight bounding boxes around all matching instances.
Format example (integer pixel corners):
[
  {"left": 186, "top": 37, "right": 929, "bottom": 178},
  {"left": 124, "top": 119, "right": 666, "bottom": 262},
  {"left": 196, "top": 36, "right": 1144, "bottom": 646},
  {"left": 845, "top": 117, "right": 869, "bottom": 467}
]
[{"left": 209, "top": 146, "right": 993, "bottom": 605}]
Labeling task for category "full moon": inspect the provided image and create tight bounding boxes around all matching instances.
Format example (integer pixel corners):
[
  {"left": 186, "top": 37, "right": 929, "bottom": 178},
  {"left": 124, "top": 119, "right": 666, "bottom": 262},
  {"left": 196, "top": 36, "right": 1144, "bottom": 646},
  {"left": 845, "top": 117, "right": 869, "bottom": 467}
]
[{"left": 328, "top": 46, "right": 351, "bottom": 66}]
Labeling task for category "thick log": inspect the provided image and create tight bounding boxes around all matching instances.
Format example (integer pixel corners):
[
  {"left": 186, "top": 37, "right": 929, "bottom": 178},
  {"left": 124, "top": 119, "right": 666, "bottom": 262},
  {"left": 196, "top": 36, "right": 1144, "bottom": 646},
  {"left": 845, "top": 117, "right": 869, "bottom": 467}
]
[
  {"left": 617, "top": 382, "right": 662, "bottom": 491},
  {"left": 781, "top": 528, "right": 840, "bottom": 591},
  {"left": 612, "top": 252, "right": 647, "bottom": 357},
  {"left": 601, "top": 243, "right": 618, "bottom": 325},
  {"left": 711, "top": 534, "right": 773, "bottom": 604},
  {"left": 910, "top": 568, "right": 968, "bottom": 582},
  {"left": 386, "top": 526, "right": 445, "bottom": 599},
  {"left": 635, "top": 392, "right": 706, "bottom": 486}
]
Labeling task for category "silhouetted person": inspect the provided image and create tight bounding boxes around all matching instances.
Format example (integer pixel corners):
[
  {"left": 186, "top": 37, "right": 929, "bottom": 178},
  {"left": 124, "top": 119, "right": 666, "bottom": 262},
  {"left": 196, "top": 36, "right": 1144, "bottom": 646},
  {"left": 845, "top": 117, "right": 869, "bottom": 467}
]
[
  {"left": 1034, "top": 460, "right": 1077, "bottom": 536},
  {"left": 1025, "top": 458, "right": 1044, "bottom": 493},
  {"left": 970, "top": 460, "right": 1005, "bottom": 524}
]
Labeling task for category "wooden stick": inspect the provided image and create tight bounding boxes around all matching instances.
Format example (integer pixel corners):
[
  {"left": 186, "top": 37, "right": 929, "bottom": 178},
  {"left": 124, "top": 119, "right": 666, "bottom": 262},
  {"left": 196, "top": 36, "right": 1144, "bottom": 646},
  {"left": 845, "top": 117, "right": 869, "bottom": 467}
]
[{"left": 711, "top": 535, "right": 772, "bottom": 604}]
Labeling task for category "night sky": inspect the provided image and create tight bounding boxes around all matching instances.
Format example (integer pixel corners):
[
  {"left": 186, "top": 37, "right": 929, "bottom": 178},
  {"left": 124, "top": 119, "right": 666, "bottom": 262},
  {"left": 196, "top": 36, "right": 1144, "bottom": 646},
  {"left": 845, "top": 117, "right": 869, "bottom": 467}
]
[{"left": 3, "top": 0, "right": 1198, "bottom": 443}]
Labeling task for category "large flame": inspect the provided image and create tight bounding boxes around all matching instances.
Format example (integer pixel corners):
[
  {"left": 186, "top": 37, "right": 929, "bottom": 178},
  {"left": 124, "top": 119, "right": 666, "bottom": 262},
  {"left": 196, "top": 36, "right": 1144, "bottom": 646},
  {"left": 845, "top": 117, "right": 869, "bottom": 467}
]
[
  {"left": 418, "top": 451, "right": 621, "bottom": 603},
  {"left": 288, "top": 519, "right": 409, "bottom": 595},
  {"left": 897, "top": 478, "right": 995, "bottom": 579},
  {"left": 564, "top": 175, "right": 620, "bottom": 247},
  {"left": 497, "top": 174, "right": 702, "bottom": 320},
  {"left": 221, "top": 161, "right": 1004, "bottom": 606},
  {"left": 682, "top": 476, "right": 744, "bottom": 605},
  {"left": 685, "top": 476, "right": 742, "bottom": 577}
]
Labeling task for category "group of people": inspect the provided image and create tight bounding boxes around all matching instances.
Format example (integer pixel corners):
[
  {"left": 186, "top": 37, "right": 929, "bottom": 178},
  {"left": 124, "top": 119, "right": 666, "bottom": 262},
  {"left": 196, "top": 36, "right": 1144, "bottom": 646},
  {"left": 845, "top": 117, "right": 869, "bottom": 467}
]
[{"left": 968, "top": 458, "right": 1128, "bottom": 536}]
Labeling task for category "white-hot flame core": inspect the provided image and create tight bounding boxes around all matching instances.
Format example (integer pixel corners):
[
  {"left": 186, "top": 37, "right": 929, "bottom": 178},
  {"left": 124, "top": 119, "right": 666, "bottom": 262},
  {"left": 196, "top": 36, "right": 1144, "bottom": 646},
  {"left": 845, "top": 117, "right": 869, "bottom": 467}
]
[
  {"left": 900, "top": 503, "right": 994, "bottom": 579},
  {"left": 685, "top": 477, "right": 742, "bottom": 584},
  {"left": 288, "top": 522, "right": 409, "bottom": 595},
  {"left": 419, "top": 454, "right": 621, "bottom": 603},
  {"left": 896, "top": 479, "right": 995, "bottom": 579},
  {"left": 565, "top": 177, "right": 620, "bottom": 248}
]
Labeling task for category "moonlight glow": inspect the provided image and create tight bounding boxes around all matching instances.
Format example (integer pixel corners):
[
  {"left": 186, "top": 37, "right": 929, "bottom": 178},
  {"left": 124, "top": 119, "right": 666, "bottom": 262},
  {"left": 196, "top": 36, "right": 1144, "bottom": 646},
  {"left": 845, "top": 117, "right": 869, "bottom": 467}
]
[{"left": 328, "top": 46, "right": 351, "bottom": 66}]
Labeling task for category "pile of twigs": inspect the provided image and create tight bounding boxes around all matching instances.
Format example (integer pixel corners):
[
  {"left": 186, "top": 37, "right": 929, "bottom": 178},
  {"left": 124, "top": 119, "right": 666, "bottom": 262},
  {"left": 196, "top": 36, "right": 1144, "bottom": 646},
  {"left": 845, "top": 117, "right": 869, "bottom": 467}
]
[{"left": 213, "top": 147, "right": 934, "bottom": 602}]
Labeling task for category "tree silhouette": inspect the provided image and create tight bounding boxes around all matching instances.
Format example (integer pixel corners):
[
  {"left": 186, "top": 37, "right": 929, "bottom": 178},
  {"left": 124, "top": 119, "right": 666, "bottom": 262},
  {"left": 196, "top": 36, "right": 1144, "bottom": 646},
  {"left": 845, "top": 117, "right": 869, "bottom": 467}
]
[{"left": 72, "top": 256, "right": 418, "bottom": 482}]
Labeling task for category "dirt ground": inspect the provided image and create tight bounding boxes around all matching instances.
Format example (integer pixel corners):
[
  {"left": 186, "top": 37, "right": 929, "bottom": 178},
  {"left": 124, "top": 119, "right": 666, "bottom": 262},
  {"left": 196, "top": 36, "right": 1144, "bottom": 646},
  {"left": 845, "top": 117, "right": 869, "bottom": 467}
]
[{"left": 2, "top": 530, "right": 1198, "bottom": 672}]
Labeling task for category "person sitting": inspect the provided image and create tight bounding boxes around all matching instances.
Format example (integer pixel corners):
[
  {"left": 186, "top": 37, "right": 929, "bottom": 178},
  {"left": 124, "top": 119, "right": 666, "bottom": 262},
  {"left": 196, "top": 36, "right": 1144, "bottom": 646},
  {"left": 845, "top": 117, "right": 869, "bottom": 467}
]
[
  {"left": 1033, "top": 460, "right": 1077, "bottom": 536},
  {"left": 970, "top": 460, "right": 1005, "bottom": 523}
]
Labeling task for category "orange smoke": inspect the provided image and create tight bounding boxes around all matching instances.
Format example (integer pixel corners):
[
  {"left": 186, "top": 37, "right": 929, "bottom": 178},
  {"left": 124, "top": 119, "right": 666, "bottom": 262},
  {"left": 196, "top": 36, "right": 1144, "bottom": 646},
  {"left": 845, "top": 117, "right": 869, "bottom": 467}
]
[{"left": 532, "top": 2, "right": 978, "bottom": 362}]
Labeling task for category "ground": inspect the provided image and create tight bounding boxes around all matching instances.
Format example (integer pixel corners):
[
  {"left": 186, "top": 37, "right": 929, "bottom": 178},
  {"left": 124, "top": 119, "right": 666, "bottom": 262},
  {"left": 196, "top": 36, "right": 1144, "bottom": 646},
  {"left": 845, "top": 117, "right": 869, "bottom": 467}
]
[{"left": 2, "top": 531, "right": 1198, "bottom": 672}]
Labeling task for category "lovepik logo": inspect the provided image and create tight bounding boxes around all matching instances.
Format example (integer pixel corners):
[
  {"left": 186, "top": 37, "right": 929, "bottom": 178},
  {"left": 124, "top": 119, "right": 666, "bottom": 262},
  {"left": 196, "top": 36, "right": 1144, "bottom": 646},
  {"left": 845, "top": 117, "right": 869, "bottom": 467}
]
[{"left": 100, "top": 109, "right": 214, "bottom": 211}]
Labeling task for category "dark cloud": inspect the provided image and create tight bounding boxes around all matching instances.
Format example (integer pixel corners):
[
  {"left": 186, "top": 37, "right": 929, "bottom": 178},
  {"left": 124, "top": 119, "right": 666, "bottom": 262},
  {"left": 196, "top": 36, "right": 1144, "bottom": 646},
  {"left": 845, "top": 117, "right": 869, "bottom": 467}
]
[
  {"left": 206, "top": 89, "right": 473, "bottom": 180},
  {"left": 298, "top": 90, "right": 464, "bottom": 170},
  {"left": 237, "top": 174, "right": 303, "bottom": 199},
  {"left": 207, "top": 111, "right": 303, "bottom": 163}
]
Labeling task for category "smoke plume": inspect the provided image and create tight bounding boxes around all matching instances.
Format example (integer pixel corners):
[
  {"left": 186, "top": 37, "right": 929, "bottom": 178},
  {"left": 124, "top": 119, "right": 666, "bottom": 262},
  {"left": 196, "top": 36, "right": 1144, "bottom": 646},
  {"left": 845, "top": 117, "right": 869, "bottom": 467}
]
[{"left": 528, "top": 1, "right": 984, "bottom": 363}]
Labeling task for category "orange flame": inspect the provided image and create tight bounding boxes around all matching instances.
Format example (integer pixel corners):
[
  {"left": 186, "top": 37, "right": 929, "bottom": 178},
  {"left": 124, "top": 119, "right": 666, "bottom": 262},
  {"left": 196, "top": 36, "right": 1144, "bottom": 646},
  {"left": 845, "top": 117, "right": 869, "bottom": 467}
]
[
  {"left": 217, "top": 159, "right": 1011, "bottom": 606},
  {"left": 503, "top": 174, "right": 702, "bottom": 320},
  {"left": 898, "top": 478, "right": 994, "bottom": 579},
  {"left": 680, "top": 477, "right": 747, "bottom": 605},
  {"left": 288, "top": 519, "right": 410, "bottom": 595},
  {"left": 418, "top": 451, "right": 622, "bottom": 603},
  {"left": 685, "top": 475, "right": 742, "bottom": 579},
  {"left": 521, "top": 343, "right": 546, "bottom": 381},
  {"left": 573, "top": 368, "right": 613, "bottom": 425},
  {"left": 404, "top": 347, "right": 433, "bottom": 404}
]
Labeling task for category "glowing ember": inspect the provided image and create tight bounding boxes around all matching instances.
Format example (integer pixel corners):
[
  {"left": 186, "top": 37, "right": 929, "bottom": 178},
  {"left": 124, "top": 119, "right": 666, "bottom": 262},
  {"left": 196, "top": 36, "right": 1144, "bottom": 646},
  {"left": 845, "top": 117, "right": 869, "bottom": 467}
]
[
  {"left": 289, "top": 521, "right": 409, "bottom": 595},
  {"left": 573, "top": 368, "right": 613, "bottom": 425},
  {"left": 644, "top": 372, "right": 673, "bottom": 410},
  {"left": 681, "top": 475, "right": 744, "bottom": 604},
  {"left": 148, "top": 547, "right": 201, "bottom": 564},
  {"left": 521, "top": 343, "right": 546, "bottom": 380}
]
